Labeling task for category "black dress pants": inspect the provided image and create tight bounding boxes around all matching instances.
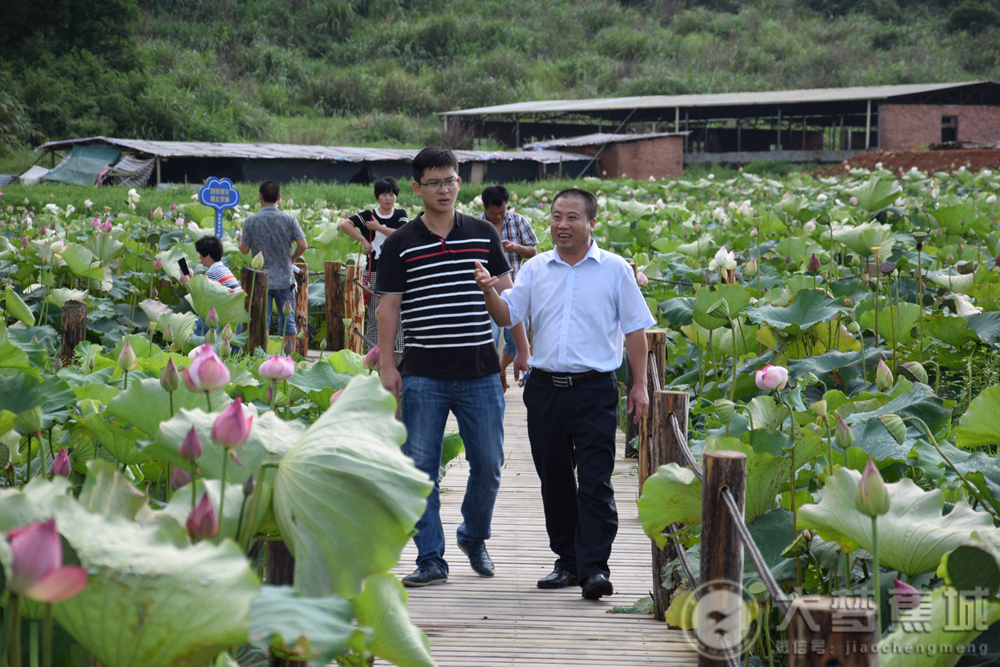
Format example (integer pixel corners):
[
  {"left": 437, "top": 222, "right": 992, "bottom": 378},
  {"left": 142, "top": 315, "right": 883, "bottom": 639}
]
[{"left": 523, "top": 372, "right": 619, "bottom": 581}]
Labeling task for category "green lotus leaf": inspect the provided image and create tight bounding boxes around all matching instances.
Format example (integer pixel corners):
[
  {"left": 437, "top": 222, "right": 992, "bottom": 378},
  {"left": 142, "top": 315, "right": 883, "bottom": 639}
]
[
  {"left": 45, "top": 288, "right": 88, "bottom": 308},
  {"left": 0, "top": 373, "right": 75, "bottom": 429},
  {"left": 677, "top": 232, "right": 715, "bottom": 260},
  {"left": 81, "top": 414, "right": 147, "bottom": 465},
  {"left": 797, "top": 468, "right": 995, "bottom": 575},
  {"left": 0, "top": 464, "right": 260, "bottom": 667},
  {"left": 845, "top": 176, "right": 901, "bottom": 213},
  {"left": 145, "top": 408, "right": 301, "bottom": 484},
  {"left": 248, "top": 586, "right": 365, "bottom": 664},
  {"left": 830, "top": 220, "right": 895, "bottom": 258},
  {"left": 786, "top": 347, "right": 886, "bottom": 387},
  {"left": 155, "top": 245, "right": 196, "bottom": 281},
  {"left": 155, "top": 311, "right": 199, "bottom": 352},
  {"left": 183, "top": 274, "right": 249, "bottom": 326},
  {"left": 86, "top": 233, "right": 125, "bottom": 264},
  {"left": 924, "top": 314, "right": 976, "bottom": 348},
  {"left": 273, "top": 375, "right": 433, "bottom": 599},
  {"left": 778, "top": 194, "right": 815, "bottom": 223},
  {"left": 844, "top": 382, "right": 951, "bottom": 434},
  {"left": 138, "top": 298, "right": 172, "bottom": 322},
  {"left": 286, "top": 362, "right": 352, "bottom": 407},
  {"left": 932, "top": 272, "right": 976, "bottom": 294},
  {"left": 164, "top": 477, "right": 254, "bottom": 542},
  {"left": 659, "top": 297, "right": 694, "bottom": 326},
  {"left": 857, "top": 302, "right": 922, "bottom": 345},
  {"left": 4, "top": 285, "right": 35, "bottom": 325},
  {"left": 352, "top": 573, "right": 436, "bottom": 667},
  {"left": 0, "top": 340, "right": 36, "bottom": 376},
  {"left": 107, "top": 378, "right": 232, "bottom": 437},
  {"left": 929, "top": 203, "right": 986, "bottom": 236},
  {"left": 746, "top": 289, "right": 849, "bottom": 336},
  {"left": 442, "top": 432, "right": 464, "bottom": 467},
  {"left": 956, "top": 386, "right": 1000, "bottom": 450},
  {"left": 878, "top": 586, "right": 1000, "bottom": 667},
  {"left": 638, "top": 464, "right": 702, "bottom": 548},
  {"left": 966, "top": 311, "right": 1000, "bottom": 347},
  {"left": 59, "top": 243, "right": 106, "bottom": 285}
]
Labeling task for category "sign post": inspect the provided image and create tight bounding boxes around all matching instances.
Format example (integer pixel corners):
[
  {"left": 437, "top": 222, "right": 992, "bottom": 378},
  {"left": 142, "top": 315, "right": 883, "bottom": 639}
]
[{"left": 198, "top": 177, "right": 240, "bottom": 238}]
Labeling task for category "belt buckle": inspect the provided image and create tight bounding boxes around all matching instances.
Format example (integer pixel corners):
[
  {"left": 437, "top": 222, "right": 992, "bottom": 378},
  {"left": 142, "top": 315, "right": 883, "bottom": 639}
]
[{"left": 552, "top": 375, "right": 572, "bottom": 388}]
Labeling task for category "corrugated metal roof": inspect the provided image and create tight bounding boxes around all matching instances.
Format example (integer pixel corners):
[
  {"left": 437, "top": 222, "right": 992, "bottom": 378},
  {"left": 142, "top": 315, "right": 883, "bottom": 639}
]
[
  {"left": 34, "top": 137, "right": 588, "bottom": 164},
  {"left": 524, "top": 132, "right": 686, "bottom": 150},
  {"left": 440, "top": 81, "right": 995, "bottom": 116}
]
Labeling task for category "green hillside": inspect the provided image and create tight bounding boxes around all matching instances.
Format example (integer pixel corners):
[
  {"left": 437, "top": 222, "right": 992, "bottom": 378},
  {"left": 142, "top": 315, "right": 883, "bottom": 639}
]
[{"left": 1, "top": 0, "right": 998, "bottom": 158}]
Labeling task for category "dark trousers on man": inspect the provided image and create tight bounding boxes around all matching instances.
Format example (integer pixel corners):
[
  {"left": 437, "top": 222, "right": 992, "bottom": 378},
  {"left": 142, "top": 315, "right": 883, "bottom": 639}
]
[{"left": 523, "top": 371, "right": 619, "bottom": 581}]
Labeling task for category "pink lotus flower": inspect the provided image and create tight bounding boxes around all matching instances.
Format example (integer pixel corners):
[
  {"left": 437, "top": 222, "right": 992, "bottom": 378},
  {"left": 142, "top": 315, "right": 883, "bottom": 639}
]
[
  {"left": 755, "top": 365, "right": 788, "bottom": 391},
  {"left": 363, "top": 345, "right": 380, "bottom": 370},
  {"left": 51, "top": 449, "right": 71, "bottom": 477},
  {"left": 186, "top": 493, "right": 218, "bottom": 540},
  {"left": 259, "top": 355, "right": 295, "bottom": 382},
  {"left": 6, "top": 519, "right": 87, "bottom": 602},
  {"left": 90, "top": 218, "right": 100, "bottom": 228},
  {"left": 100, "top": 221, "right": 112, "bottom": 233},
  {"left": 283, "top": 299, "right": 293, "bottom": 316},
  {"left": 636, "top": 272, "right": 649, "bottom": 286},
  {"left": 211, "top": 398, "right": 252, "bottom": 448},
  {"left": 850, "top": 196, "right": 859, "bottom": 206},
  {"left": 183, "top": 344, "right": 230, "bottom": 392},
  {"left": 180, "top": 427, "right": 203, "bottom": 462},
  {"left": 205, "top": 306, "right": 219, "bottom": 328},
  {"left": 330, "top": 388, "right": 345, "bottom": 405},
  {"left": 153, "top": 258, "right": 163, "bottom": 269},
  {"left": 172, "top": 467, "right": 192, "bottom": 490},
  {"left": 893, "top": 579, "right": 921, "bottom": 610}
]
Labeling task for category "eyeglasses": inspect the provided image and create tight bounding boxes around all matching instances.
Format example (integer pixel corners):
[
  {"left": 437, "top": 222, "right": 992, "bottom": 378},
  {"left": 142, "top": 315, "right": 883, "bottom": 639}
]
[{"left": 418, "top": 178, "right": 460, "bottom": 190}]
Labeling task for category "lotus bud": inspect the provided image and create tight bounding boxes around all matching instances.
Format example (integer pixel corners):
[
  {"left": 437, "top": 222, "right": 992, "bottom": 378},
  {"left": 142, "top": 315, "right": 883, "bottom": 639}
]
[
  {"left": 849, "top": 197, "right": 858, "bottom": 205},
  {"left": 53, "top": 356, "right": 62, "bottom": 371},
  {"left": 282, "top": 299, "right": 293, "bottom": 316},
  {"left": 186, "top": 493, "right": 218, "bottom": 540},
  {"left": 151, "top": 286, "right": 158, "bottom": 298},
  {"left": 946, "top": 252, "right": 955, "bottom": 264},
  {"left": 807, "top": 253, "right": 822, "bottom": 272},
  {"left": 152, "top": 206, "right": 164, "bottom": 220},
  {"left": 117, "top": 341, "right": 138, "bottom": 372},
  {"left": 894, "top": 579, "right": 921, "bottom": 611},
  {"left": 90, "top": 217, "right": 100, "bottom": 229},
  {"left": 319, "top": 338, "right": 328, "bottom": 352},
  {"left": 363, "top": 345, "right": 380, "bottom": 370},
  {"left": 265, "top": 383, "right": 274, "bottom": 405},
  {"left": 835, "top": 414, "right": 854, "bottom": 451},
  {"left": 205, "top": 328, "right": 217, "bottom": 344},
  {"left": 153, "top": 258, "right": 163, "bottom": 270},
  {"left": 714, "top": 399, "right": 737, "bottom": 425},
  {"left": 251, "top": 251, "right": 264, "bottom": 270},
  {"left": 219, "top": 339, "right": 232, "bottom": 357},
  {"left": 875, "top": 359, "right": 893, "bottom": 390},
  {"left": 755, "top": 364, "right": 788, "bottom": 391},
  {"left": 899, "top": 361, "right": 928, "bottom": 385},
  {"left": 809, "top": 400, "right": 827, "bottom": 417},
  {"left": 879, "top": 414, "right": 906, "bottom": 445},
  {"left": 211, "top": 397, "right": 252, "bottom": 448},
  {"left": 845, "top": 321, "right": 860, "bottom": 334},
  {"left": 636, "top": 271, "right": 649, "bottom": 286},
  {"left": 79, "top": 399, "right": 101, "bottom": 416},
  {"left": 855, "top": 457, "right": 891, "bottom": 517},
  {"left": 745, "top": 257, "right": 758, "bottom": 277},
  {"left": 185, "top": 344, "right": 230, "bottom": 392},
  {"left": 6, "top": 519, "right": 88, "bottom": 603},
  {"left": 163, "top": 324, "right": 174, "bottom": 342},
  {"left": 160, "top": 358, "right": 181, "bottom": 392},
  {"left": 957, "top": 242, "right": 964, "bottom": 254},
  {"left": 784, "top": 253, "right": 792, "bottom": 263},
  {"left": 50, "top": 449, "right": 72, "bottom": 478},
  {"left": 259, "top": 355, "right": 295, "bottom": 382},
  {"left": 101, "top": 221, "right": 112, "bottom": 233},
  {"left": 802, "top": 371, "right": 820, "bottom": 387},
  {"left": 179, "top": 427, "right": 203, "bottom": 462},
  {"left": 329, "top": 388, "right": 345, "bottom": 405},
  {"left": 243, "top": 475, "right": 254, "bottom": 497},
  {"left": 205, "top": 306, "right": 219, "bottom": 328},
  {"left": 221, "top": 324, "right": 233, "bottom": 341}
]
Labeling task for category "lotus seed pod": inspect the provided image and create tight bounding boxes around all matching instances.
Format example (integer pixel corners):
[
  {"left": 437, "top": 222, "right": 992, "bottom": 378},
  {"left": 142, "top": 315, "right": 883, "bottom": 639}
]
[{"left": 715, "top": 399, "right": 737, "bottom": 425}]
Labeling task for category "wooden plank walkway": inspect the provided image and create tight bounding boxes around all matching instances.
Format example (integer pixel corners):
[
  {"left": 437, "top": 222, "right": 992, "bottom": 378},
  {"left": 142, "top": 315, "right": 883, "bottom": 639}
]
[{"left": 383, "top": 372, "right": 698, "bottom": 667}]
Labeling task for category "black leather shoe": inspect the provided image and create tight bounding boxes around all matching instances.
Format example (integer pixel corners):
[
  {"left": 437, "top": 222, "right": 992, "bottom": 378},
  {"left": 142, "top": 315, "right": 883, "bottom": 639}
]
[
  {"left": 537, "top": 566, "right": 578, "bottom": 589},
  {"left": 581, "top": 574, "right": 614, "bottom": 599},
  {"left": 457, "top": 540, "right": 495, "bottom": 577},
  {"left": 401, "top": 563, "right": 447, "bottom": 587}
]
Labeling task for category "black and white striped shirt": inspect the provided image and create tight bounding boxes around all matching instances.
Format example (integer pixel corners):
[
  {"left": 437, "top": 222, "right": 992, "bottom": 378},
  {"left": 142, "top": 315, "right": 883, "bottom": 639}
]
[{"left": 376, "top": 212, "right": 511, "bottom": 379}]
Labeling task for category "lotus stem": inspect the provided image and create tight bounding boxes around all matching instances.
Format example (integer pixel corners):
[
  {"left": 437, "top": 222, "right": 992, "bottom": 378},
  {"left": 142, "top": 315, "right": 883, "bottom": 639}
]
[
  {"left": 871, "top": 515, "right": 881, "bottom": 634},
  {"left": 205, "top": 391, "right": 213, "bottom": 413},
  {"left": 123, "top": 369, "right": 129, "bottom": 390},
  {"left": 824, "top": 418, "right": 834, "bottom": 477},
  {"left": 9, "top": 595, "right": 22, "bottom": 667},
  {"left": 240, "top": 461, "right": 279, "bottom": 550},
  {"left": 730, "top": 321, "right": 738, "bottom": 403},
  {"left": 842, "top": 551, "right": 851, "bottom": 596},
  {"left": 219, "top": 454, "right": 229, "bottom": 539},
  {"left": 234, "top": 495, "right": 248, "bottom": 546},
  {"left": 168, "top": 391, "right": 174, "bottom": 417},
  {"left": 917, "top": 246, "right": 925, "bottom": 362},
  {"left": 191, "top": 463, "right": 197, "bottom": 508},
  {"left": 42, "top": 605, "right": 52, "bottom": 667},
  {"left": 25, "top": 434, "right": 32, "bottom": 483}
]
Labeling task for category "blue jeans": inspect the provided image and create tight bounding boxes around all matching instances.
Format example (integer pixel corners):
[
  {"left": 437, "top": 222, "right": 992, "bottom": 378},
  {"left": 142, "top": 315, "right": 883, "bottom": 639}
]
[
  {"left": 491, "top": 321, "right": 517, "bottom": 358},
  {"left": 401, "top": 374, "right": 505, "bottom": 576},
  {"left": 267, "top": 287, "right": 296, "bottom": 336}
]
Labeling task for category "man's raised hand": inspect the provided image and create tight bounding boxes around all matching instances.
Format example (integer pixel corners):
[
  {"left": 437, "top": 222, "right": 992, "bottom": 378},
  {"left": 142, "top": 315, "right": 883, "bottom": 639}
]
[{"left": 473, "top": 261, "right": 499, "bottom": 293}]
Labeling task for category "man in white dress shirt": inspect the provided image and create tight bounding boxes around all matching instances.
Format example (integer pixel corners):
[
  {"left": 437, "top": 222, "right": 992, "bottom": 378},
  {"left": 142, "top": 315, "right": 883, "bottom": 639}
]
[{"left": 473, "top": 187, "right": 655, "bottom": 600}]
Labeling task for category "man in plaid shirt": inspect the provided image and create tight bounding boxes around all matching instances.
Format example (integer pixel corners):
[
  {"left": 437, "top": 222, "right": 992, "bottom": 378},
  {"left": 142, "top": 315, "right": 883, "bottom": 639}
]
[{"left": 477, "top": 185, "right": 538, "bottom": 391}]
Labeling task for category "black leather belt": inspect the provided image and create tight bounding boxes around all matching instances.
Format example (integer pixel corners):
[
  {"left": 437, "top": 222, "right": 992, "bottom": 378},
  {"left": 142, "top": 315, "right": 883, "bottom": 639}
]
[{"left": 531, "top": 368, "right": 612, "bottom": 388}]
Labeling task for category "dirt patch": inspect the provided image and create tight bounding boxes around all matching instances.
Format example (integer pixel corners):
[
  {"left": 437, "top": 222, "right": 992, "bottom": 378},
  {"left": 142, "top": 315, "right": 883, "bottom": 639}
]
[{"left": 817, "top": 149, "right": 1000, "bottom": 177}]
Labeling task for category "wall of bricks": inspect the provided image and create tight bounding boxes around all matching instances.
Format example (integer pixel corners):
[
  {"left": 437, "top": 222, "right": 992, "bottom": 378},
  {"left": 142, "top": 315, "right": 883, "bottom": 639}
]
[
  {"left": 588, "top": 136, "right": 684, "bottom": 180},
  {"left": 881, "top": 104, "right": 1000, "bottom": 150}
]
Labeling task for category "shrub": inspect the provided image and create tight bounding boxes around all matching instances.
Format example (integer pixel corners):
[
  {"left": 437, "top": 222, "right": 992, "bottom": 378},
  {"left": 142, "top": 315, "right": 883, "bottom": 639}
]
[
  {"left": 744, "top": 159, "right": 795, "bottom": 177},
  {"left": 946, "top": 2, "right": 1000, "bottom": 33}
]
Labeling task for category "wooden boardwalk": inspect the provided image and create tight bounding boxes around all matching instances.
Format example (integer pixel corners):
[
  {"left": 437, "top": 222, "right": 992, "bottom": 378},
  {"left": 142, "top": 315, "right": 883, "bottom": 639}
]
[{"left": 383, "top": 373, "right": 698, "bottom": 667}]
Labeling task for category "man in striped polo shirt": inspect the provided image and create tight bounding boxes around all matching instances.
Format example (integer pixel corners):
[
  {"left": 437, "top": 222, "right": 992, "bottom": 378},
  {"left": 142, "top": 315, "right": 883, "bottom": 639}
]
[{"left": 376, "top": 146, "right": 529, "bottom": 587}]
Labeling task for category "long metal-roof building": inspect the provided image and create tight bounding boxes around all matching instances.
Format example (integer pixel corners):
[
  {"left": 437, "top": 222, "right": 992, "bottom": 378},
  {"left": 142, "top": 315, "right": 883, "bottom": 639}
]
[{"left": 441, "top": 81, "right": 1000, "bottom": 166}]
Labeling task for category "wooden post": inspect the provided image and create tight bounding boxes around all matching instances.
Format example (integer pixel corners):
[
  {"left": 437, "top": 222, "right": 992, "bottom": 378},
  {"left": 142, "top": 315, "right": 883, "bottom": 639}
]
[
  {"left": 324, "top": 261, "right": 344, "bottom": 352},
  {"left": 638, "top": 330, "right": 667, "bottom": 480},
  {"left": 698, "top": 450, "right": 747, "bottom": 667},
  {"left": 293, "top": 262, "right": 309, "bottom": 357},
  {"left": 241, "top": 267, "right": 268, "bottom": 355},
  {"left": 266, "top": 541, "right": 307, "bottom": 667},
  {"left": 787, "top": 597, "right": 878, "bottom": 667},
  {"left": 60, "top": 300, "right": 87, "bottom": 364},
  {"left": 345, "top": 264, "right": 365, "bottom": 355},
  {"left": 647, "top": 390, "right": 689, "bottom": 622}
]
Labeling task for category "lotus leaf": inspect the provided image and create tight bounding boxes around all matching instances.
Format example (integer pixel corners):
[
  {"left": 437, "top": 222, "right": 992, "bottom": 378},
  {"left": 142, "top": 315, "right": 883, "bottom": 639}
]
[
  {"left": 273, "top": 375, "right": 433, "bottom": 598},
  {"left": 677, "top": 232, "right": 715, "bottom": 260},
  {"left": 45, "top": 288, "right": 88, "bottom": 308},
  {"left": 638, "top": 464, "right": 701, "bottom": 548},
  {"left": 107, "top": 378, "right": 232, "bottom": 438},
  {"left": 352, "top": 573, "right": 436, "bottom": 667},
  {"left": 81, "top": 415, "right": 147, "bottom": 465},
  {"left": 845, "top": 176, "right": 901, "bottom": 213},
  {"left": 797, "top": 468, "right": 994, "bottom": 575},
  {"left": 184, "top": 274, "right": 249, "bottom": 326},
  {"left": 4, "top": 285, "right": 35, "bottom": 325},
  {"left": 932, "top": 272, "right": 977, "bottom": 295},
  {"left": 966, "top": 311, "right": 1000, "bottom": 347},
  {"left": 0, "top": 373, "right": 75, "bottom": 429},
  {"left": 248, "top": 586, "right": 365, "bottom": 664},
  {"left": 746, "top": 289, "right": 849, "bottom": 336},
  {"left": 831, "top": 220, "right": 895, "bottom": 258},
  {"left": 857, "top": 302, "right": 922, "bottom": 344},
  {"left": 286, "top": 362, "right": 352, "bottom": 407}
]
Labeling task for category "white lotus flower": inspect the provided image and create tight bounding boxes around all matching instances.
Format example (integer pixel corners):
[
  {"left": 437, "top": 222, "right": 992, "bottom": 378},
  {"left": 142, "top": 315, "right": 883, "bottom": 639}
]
[
  {"left": 875, "top": 162, "right": 883, "bottom": 169},
  {"left": 191, "top": 194, "right": 199, "bottom": 201},
  {"left": 49, "top": 239, "right": 66, "bottom": 254},
  {"left": 44, "top": 203, "right": 59, "bottom": 212},
  {"left": 65, "top": 205, "right": 75, "bottom": 216},
  {"left": 597, "top": 197, "right": 607, "bottom": 209},
  {"left": 708, "top": 246, "right": 737, "bottom": 272},
  {"left": 188, "top": 221, "right": 200, "bottom": 231},
  {"left": 817, "top": 194, "right": 828, "bottom": 202},
  {"left": 954, "top": 293, "right": 982, "bottom": 316},
  {"left": 736, "top": 200, "right": 751, "bottom": 215},
  {"left": 712, "top": 206, "right": 726, "bottom": 220},
  {"left": 127, "top": 188, "right": 140, "bottom": 202},
  {"left": 648, "top": 175, "right": 656, "bottom": 182},
  {"left": 987, "top": 194, "right": 997, "bottom": 204},
  {"left": 84, "top": 199, "right": 93, "bottom": 208},
  {"left": 708, "top": 174, "right": 715, "bottom": 180},
  {"left": 804, "top": 220, "right": 817, "bottom": 232}
]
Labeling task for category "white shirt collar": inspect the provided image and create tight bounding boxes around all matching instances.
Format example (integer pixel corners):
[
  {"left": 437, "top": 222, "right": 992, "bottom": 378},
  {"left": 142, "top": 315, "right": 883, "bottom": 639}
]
[{"left": 547, "top": 239, "right": 602, "bottom": 267}]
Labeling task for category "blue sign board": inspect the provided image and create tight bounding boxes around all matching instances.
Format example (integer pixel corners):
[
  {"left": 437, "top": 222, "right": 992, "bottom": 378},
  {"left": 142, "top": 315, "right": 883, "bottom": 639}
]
[{"left": 198, "top": 177, "right": 241, "bottom": 238}]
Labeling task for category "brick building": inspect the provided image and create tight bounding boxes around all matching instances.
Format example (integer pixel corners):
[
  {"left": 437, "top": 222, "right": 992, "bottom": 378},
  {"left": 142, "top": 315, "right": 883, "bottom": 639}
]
[
  {"left": 440, "top": 81, "right": 1000, "bottom": 175},
  {"left": 525, "top": 133, "right": 685, "bottom": 180}
]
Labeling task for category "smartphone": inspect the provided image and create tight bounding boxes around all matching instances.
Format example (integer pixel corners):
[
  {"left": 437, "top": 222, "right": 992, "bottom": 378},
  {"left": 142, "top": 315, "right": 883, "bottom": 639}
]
[{"left": 178, "top": 257, "right": 189, "bottom": 276}]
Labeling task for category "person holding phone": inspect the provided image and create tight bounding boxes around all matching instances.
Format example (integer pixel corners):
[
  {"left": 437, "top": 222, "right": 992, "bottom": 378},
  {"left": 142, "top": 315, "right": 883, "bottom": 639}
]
[
  {"left": 179, "top": 236, "right": 241, "bottom": 291},
  {"left": 339, "top": 177, "right": 408, "bottom": 351}
]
